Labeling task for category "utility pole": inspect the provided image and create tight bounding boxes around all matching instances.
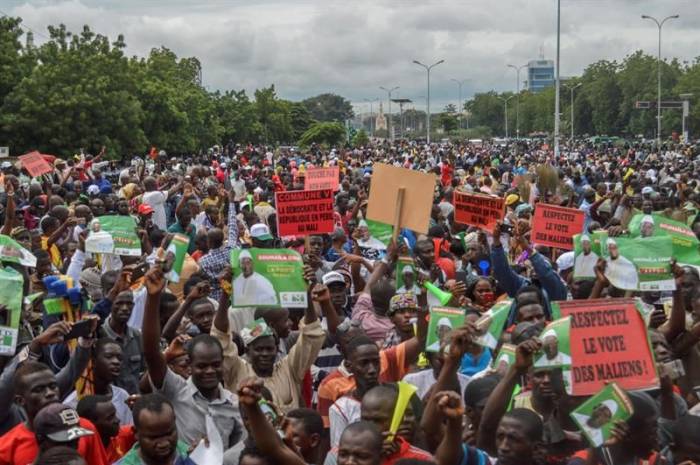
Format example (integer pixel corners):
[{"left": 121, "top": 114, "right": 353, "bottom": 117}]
[
  {"left": 379, "top": 86, "right": 399, "bottom": 141},
  {"left": 363, "top": 98, "right": 378, "bottom": 137},
  {"left": 507, "top": 64, "right": 527, "bottom": 139},
  {"left": 497, "top": 95, "right": 515, "bottom": 138},
  {"left": 554, "top": 0, "right": 561, "bottom": 157},
  {"left": 413, "top": 59, "right": 445, "bottom": 144},
  {"left": 451, "top": 78, "right": 469, "bottom": 129}
]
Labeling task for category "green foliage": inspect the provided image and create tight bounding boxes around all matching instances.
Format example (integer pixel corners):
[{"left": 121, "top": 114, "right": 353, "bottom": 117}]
[
  {"left": 302, "top": 93, "right": 354, "bottom": 122},
  {"left": 298, "top": 122, "right": 346, "bottom": 147},
  {"left": 439, "top": 112, "right": 459, "bottom": 132},
  {"left": 289, "top": 102, "right": 315, "bottom": 141},
  {"left": 352, "top": 129, "right": 370, "bottom": 147}
]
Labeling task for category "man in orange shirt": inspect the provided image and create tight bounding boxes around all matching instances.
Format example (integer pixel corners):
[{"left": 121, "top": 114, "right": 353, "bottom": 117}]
[
  {"left": 0, "top": 361, "right": 109, "bottom": 465},
  {"left": 77, "top": 395, "right": 136, "bottom": 463}
]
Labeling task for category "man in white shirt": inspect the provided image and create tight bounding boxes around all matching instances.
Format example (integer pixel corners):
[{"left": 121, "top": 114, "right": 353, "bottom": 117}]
[
  {"left": 574, "top": 235, "right": 598, "bottom": 279},
  {"left": 141, "top": 176, "right": 182, "bottom": 231},
  {"left": 232, "top": 250, "right": 278, "bottom": 306},
  {"left": 604, "top": 238, "right": 639, "bottom": 290}
]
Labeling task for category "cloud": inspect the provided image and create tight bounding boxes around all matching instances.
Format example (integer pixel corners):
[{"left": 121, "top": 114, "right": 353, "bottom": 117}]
[{"left": 5, "top": 0, "right": 700, "bottom": 110}]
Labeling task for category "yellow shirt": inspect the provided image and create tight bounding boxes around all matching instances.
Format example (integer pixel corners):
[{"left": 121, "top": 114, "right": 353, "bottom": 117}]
[{"left": 41, "top": 235, "right": 62, "bottom": 269}]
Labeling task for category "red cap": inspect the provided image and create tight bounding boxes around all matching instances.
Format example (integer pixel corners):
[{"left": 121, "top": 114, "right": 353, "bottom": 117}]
[{"left": 137, "top": 204, "right": 154, "bottom": 215}]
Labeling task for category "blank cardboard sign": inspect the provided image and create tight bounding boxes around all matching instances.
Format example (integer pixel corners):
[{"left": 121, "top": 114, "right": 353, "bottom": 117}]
[{"left": 366, "top": 163, "right": 437, "bottom": 234}]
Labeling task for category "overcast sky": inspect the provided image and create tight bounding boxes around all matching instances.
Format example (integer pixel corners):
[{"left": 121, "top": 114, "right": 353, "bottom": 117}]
[{"left": 4, "top": 0, "right": 700, "bottom": 112}]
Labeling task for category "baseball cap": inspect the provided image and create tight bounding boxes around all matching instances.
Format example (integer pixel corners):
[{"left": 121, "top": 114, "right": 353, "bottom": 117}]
[
  {"left": 137, "top": 204, "right": 154, "bottom": 215},
  {"left": 322, "top": 271, "right": 346, "bottom": 287},
  {"left": 34, "top": 403, "right": 93, "bottom": 443},
  {"left": 0, "top": 161, "right": 12, "bottom": 170},
  {"left": 86, "top": 185, "right": 100, "bottom": 196},
  {"left": 388, "top": 292, "right": 418, "bottom": 315},
  {"left": 505, "top": 194, "right": 520, "bottom": 206},
  {"left": 250, "top": 223, "right": 273, "bottom": 241},
  {"left": 641, "top": 186, "right": 654, "bottom": 195}
]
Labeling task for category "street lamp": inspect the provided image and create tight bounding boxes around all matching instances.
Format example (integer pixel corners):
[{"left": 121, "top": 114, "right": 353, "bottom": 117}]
[
  {"left": 566, "top": 83, "right": 582, "bottom": 140},
  {"left": 497, "top": 95, "right": 515, "bottom": 139},
  {"left": 363, "top": 98, "right": 378, "bottom": 137},
  {"left": 554, "top": 0, "right": 561, "bottom": 157},
  {"left": 379, "top": 86, "right": 399, "bottom": 141},
  {"left": 507, "top": 64, "right": 527, "bottom": 138},
  {"left": 680, "top": 93, "right": 692, "bottom": 143},
  {"left": 451, "top": 78, "right": 469, "bottom": 129},
  {"left": 413, "top": 59, "right": 445, "bottom": 144},
  {"left": 641, "top": 14, "right": 679, "bottom": 148}
]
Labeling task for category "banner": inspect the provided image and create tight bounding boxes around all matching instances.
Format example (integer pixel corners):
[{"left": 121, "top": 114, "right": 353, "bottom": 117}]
[
  {"left": 19, "top": 151, "right": 53, "bottom": 177},
  {"left": 627, "top": 213, "right": 700, "bottom": 267},
  {"left": 558, "top": 298, "right": 658, "bottom": 396},
  {"left": 166, "top": 234, "right": 190, "bottom": 283},
  {"left": 230, "top": 248, "right": 307, "bottom": 308},
  {"left": 600, "top": 236, "right": 675, "bottom": 291},
  {"left": 0, "top": 267, "right": 24, "bottom": 355},
  {"left": 426, "top": 306, "right": 465, "bottom": 353},
  {"left": 275, "top": 189, "right": 335, "bottom": 237},
  {"left": 534, "top": 317, "right": 572, "bottom": 369},
  {"left": 85, "top": 215, "right": 141, "bottom": 256},
  {"left": 453, "top": 191, "right": 504, "bottom": 230},
  {"left": 492, "top": 343, "right": 517, "bottom": 373},
  {"left": 365, "top": 219, "right": 393, "bottom": 247},
  {"left": 304, "top": 167, "right": 340, "bottom": 191},
  {"left": 474, "top": 299, "right": 512, "bottom": 349},
  {"left": 570, "top": 383, "right": 633, "bottom": 447},
  {"left": 531, "top": 204, "right": 584, "bottom": 250},
  {"left": 0, "top": 234, "right": 37, "bottom": 267}
]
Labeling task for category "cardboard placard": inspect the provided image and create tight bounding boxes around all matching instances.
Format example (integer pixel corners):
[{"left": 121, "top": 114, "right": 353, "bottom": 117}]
[
  {"left": 275, "top": 189, "right": 335, "bottom": 237},
  {"left": 19, "top": 151, "right": 53, "bottom": 177},
  {"left": 304, "top": 167, "right": 340, "bottom": 191},
  {"left": 366, "top": 163, "right": 436, "bottom": 235},
  {"left": 453, "top": 191, "right": 504, "bottom": 230},
  {"left": 531, "top": 204, "right": 584, "bottom": 250},
  {"left": 0, "top": 147, "right": 9, "bottom": 158},
  {"left": 557, "top": 298, "right": 658, "bottom": 396}
]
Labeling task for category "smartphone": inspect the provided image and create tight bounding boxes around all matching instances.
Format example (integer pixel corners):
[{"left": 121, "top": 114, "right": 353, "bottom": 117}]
[
  {"left": 662, "top": 360, "right": 685, "bottom": 381},
  {"left": 500, "top": 223, "right": 514, "bottom": 235},
  {"left": 131, "top": 262, "right": 149, "bottom": 282},
  {"left": 259, "top": 399, "right": 278, "bottom": 424},
  {"left": 64, "top": 320, "right": 93, "bottom": 340}
]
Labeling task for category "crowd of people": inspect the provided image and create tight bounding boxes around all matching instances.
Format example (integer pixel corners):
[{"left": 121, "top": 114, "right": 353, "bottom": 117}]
[{"left": 0, "top": 138, "right": 698, "bottom": 465}]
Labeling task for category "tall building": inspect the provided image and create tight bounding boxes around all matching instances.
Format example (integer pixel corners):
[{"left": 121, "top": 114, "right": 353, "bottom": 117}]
[
  {"left": 526, "top": 59, "right": 555, "bottom": 93},
  {"left": 375, "top": 102, "right": 387, "bottom": 131}
]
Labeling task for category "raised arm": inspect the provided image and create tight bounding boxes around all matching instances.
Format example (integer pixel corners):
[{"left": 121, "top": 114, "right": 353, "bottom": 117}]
[
  {"left": 660, "top": 260, "right": 687, "bottom": 342},
  {"left": 1, "top": 182, "right": 15, "bottom": 235},
  {"left": 238, "top": 378, "right": 306, "bottom": 465},
  {"left": 402, "top": 282, "right": 430, "bottom": 366},
  {"left": 490, "top": 222, "right": 527, "bottom": 297},
  {"left": 434, "top": 391, "right": 468, "bottom": 465},
  {"left": 161, "top": 282, "right": 209, "bottom": 342},
  {"left": 141, "top": 265, "right": 168, "bottom": 388}
]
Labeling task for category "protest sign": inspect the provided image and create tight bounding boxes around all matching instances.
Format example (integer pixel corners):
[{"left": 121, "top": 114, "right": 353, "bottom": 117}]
[
  {"left": 426, "top": 306, "right": 465, "bottom": 353},
  {"left": 275, "top": 189, "right": 335, "bottom": 237},
  {"left": 166, "top": 234, "right": 190, "bottom": 283},
  {"left": 0, "top": 234, "right": 37, "bottom": 267},
  {"left": 85, "top": 215, "right": 141, "bottom": 256},
  {"left": 0, "top": 147, "right": 8, "bottom": 158},
  {"left": 570, "top": 383, "right": 633, "bottom": 447},
  {"left": 534, "top": 317, "right": 572, "bottom": 369},
  {"left": 572, "top": 232, "right": 605, "bottom": 280},
  {"left": 366, "top": 163, "right": 436, "bottom": 235},
  {"left": 453, "top": 191, "right": 504, "bottom": 230},
  {"left": 627, "top": 213, "right": 700, "bottom": 267},
  {"left": 492, "top": 343, "right": 517, "bottom": 373},
  {"left": 395, "top": 256, "right": 420, "bottom": 295},
  {"left": 531, "top": 204, "right": 584, "bottom": 250},
  {"left": 230, "top": 248, "right": 307, "bottom": 308},
  {"left": 0, "top": 267, "right": 23, "bottom": 355},
  {"left": 18, "top": 151, "right": 53, "bottom": 177},
  {"left": 474, "top": 299, "right": 512, "bottom": 349},
  {"left": 365, "top": 219, "right": 393, "bottom": 246},
  {"left": 600, "top": 236, "right": 675, "bottom": 291},
  {"left": 557, "top": 298, "right": 658, "bottom": 396},
  {"left": 304, "top": 166, "right": 340, "bottom": 191}
]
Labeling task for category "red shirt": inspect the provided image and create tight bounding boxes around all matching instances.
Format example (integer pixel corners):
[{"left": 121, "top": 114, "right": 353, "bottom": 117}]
[
  {"left": 384, "top": 437, "right": 433, "bottom": 465},
  {"left": 106, "top": 425, "right": 136, "bottom": 463},
  {"left": 0, "top": 417, "right": 109, "bottom": 465}
]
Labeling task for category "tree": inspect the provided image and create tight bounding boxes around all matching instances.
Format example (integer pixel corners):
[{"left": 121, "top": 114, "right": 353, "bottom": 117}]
[
  {"left": 302, "top": 93, "right": 354, "bottom": 122},
  {"left": 298, "top": 122, "right": 346, "bottom": 147},
  {"left": 352, "top": 129, "right": 369, "bottom": 147},
  {"left": 289, "top": 102, "right": 315, "bottom": 141},
  {"left": 439, "top": 112, "right": 459, "bottom": 132},
  {"left": 255, "top": 86, "right": 293, "bottom": 144}
]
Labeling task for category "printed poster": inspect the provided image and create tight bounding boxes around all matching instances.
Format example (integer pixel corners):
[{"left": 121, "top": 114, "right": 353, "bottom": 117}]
[
  {"left": 534, "top": 317, "right": 572, "bottom": 369},
  {"left": 474, "top": 299, "right": 512, "bottom": 349},
  {"left": 166, "top": 234, "right": 190, "bottom": 283},
  {"left": 426, "top": 306, "right": 465, "bottom": 353},
  {"left": 0, "top": 234, "right": 37, "bottom": 267},
  {"left": 627, "top": 213, "right": 700, "bottom": 268},
  {"left": 395, "top": 256, "right": 420, "bottom": 295},
  {"left": 570, "top": 383, "right": 633, "bottom": 447},
  {"left": 85, "top": 215, "right": 141, "bottom": 256},
  {"left": 230, "top": 248, "right": 307, "bottom": 308},
  {"left": 600, "top": 236, "right": 675, "bottom": 291},
  {"left": 0, "top": 267, "right": 24, "bottom": 355}
]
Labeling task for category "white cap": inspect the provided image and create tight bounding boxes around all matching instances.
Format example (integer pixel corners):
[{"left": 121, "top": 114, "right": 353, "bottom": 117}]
[
  {"left": 250, "top": 223, "right": 273, "bottom": 241},
  {"left": 600, "top": 399, "right": 618, "bottom": 415},
  {"left": 606, "top": 238, "right": 617, "bottom": 247},
  {"left": 402, "top": 265, "right": 414, "bottom": 275},
  {"left": 580, "top": 234, "right": 591, "bottom": 243},
  {"left": 556, "top": 251, "right": 575, "bottom": 272},
  {"left": 437, "top": 317, "right": 453, "bottom": 328},
  {"left": 641, "top": 215, "right": 655, "bottom": 225},
  {"left": 87, "top": 185, "right": 100, "bottom": 196},
  {"left": 238, "top": 249, "right": 253, "bottom": 262},
  {"left": 642, "top": 186, "right": 654, "bottom": 195},
  {"left": 322, "top": 271, "right": 346, "bottom": 286},
  {"left": 542, "top": 329, "right": 558, "bottom": 340}
]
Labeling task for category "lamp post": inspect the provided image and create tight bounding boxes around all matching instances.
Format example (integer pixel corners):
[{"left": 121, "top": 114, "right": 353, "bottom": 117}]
[
  {"left": 567, "top": 83, "right": 582, "bottom": 140},
  {"left": 554, "top": 0, "right": 561, "bottom": 157},
  {"left": 680, "top": 93, "right": 692, "bottom": 143},
  {"left": 497, "top": 95, "right": 515, "bottom": 138},
  {"left": 641, "top": 14, "right": 679, "bottom": 148},
  {"left": 451, "top": 78, "right": 469, "bottom": 129},
  {"left": 507, "top": 64, "right": 527, "bottom": 138},
  {"left": 379, "top": 86, "right": 399, "bottom": 141},
  {"left": 363, "top": 98, "right": 378, "bottom": 137},
  {"left": 413, "top": 59, "right": 445, "bottom": 144}
]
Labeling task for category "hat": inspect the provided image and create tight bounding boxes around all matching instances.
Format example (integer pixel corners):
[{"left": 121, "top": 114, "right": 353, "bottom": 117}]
[
  {"left": 86, "top": 185, "right": 100, "bottom": 196},
  {"left": 401, "top": 265, "right": 414, "bottom": 275},
  {"left": 606, "top": 238, "right": 617, "bottom": 247},
  {"left": 641, "top": 215, "right": 654, "bottom": 225},
  {"left": 322, "top": 271, "right": 346, "bottom": 287},
  {"left": 0, "top": 161, "right": 12, "bottom": 170},
  {"left": 34, "top": 403, "right": 93, "bottom": 443},
  {"left": 437, "top": 317, "right": 453, "bottom": 328},
  {"left": 240, "top": 318, "right": 274, "bottom": 346},
  {"left": 556, "top": 251, "right": 575, "bottom": 272},
  {"left": 137, "top": 204, "right": 154, "bottom": 215},
  {"left": 505, "top": 194, "right": 520, "bottom": 206},
  {"left": 514, "top": 203, "right": 533, "bottom": 216},
  {"left": 250, "top": 223, "right": 273, "bottom": 241},
  {"left": 580, "top": 234, "right": 591, "bottom": 243},
  {"left": 389, "top": 292, "right": 418, "bottom": 315},
  {"left": 238, "top": 249, "right": 253, "bottom": 262},
  {"left": 53, "top": 158, "right": 65, "bottom": 167},
  {"left": 641, "top": 186, "right": 654, "bottom": 195},
  {"left": 600, "top": 399, "right": 619, "bottom": 415}
]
